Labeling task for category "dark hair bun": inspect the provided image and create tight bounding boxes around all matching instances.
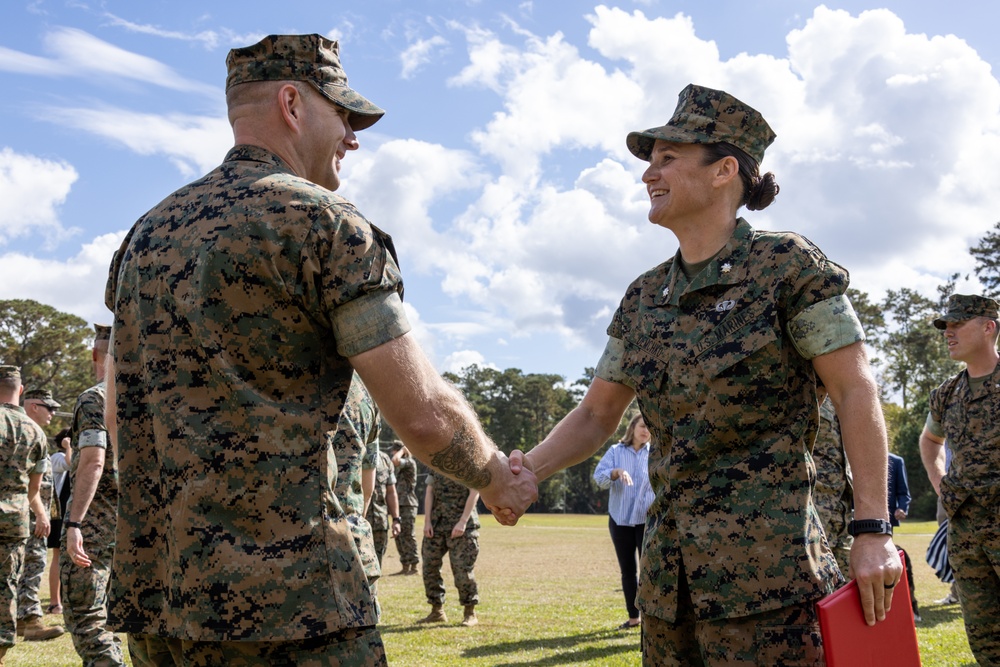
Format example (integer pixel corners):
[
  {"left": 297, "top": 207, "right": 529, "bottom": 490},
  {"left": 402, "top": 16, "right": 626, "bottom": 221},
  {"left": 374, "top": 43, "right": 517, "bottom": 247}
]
[{"left": 746, "top": 172, "right": 779, "bottom": 211}]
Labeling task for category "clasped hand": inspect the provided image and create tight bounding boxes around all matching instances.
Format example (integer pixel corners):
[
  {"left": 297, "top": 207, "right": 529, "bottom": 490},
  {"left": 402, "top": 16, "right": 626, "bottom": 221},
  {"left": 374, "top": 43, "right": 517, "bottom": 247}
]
[{"left": 479, "top": 450, "right": 538, "bottom": 526}]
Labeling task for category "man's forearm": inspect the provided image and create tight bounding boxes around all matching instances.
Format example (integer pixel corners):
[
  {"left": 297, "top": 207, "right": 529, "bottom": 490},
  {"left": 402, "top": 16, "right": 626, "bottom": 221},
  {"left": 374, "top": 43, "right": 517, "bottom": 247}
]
[
  {"left": 835, "top": 388, "right": 890, "bottom": 520},
  {"left": 67, "top": 450, "right": 105, "bottom": 523},
  {"left": 27, "top": 474, "right": 45, "bottom": 520},
  {"left": 351, "top": 335, "right": 496, "bottom": 490},
  {"left": 387, "top": 485, "right": 399, "bottom": 518},
  {"left": 919, "top": 430, "right": 947, "bottom": 493}
]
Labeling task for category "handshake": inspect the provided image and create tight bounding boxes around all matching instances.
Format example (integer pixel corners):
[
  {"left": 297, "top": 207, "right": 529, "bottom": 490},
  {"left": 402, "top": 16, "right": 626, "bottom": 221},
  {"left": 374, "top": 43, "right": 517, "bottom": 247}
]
[{"left": 479, "top": 449, "right": 538, "bottom": 526}]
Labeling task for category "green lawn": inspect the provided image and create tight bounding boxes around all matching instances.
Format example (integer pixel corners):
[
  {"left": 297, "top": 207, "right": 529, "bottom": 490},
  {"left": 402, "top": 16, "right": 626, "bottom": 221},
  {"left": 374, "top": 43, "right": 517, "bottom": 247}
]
[{"left": 7, "top": 516, "right": 977, "bottom": 666}]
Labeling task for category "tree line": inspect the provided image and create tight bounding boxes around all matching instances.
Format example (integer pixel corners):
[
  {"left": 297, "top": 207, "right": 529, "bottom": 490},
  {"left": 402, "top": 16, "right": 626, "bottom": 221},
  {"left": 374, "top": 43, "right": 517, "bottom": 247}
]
[{"left": 4, "top": 220, "right": 1000, "bottom": 517}]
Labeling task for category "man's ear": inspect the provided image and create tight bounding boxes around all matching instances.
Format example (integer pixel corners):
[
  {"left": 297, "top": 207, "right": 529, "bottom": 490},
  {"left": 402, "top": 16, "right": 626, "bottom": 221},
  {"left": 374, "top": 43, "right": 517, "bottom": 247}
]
[{"left": 277, "top": 83, "right": 305, "bottom": 132}]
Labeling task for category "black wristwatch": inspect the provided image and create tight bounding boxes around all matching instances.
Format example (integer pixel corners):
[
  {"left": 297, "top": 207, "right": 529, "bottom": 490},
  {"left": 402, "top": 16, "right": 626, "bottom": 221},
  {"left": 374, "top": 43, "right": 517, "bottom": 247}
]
[
  {"left": 65, "top": 520, "right": 82, "bottom": 529},
  {"left": 847, "top": 519, "right": 892, "bottom": 537},
  {"left": 392, "top": 517, "right": 401, "bottom": 523}
]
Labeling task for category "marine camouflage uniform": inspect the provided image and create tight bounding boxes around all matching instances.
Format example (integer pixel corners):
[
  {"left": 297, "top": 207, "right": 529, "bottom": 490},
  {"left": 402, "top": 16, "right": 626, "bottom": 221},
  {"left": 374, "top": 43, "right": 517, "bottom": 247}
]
[
  {"left": 365, "top": 451, "right": 395, "bottom": 569},
  {"left": 392, "top": 451, "right": 420, "bottom": 568},
  {"left": 16, "top": 464, "right": 52, "bottom": 621},
  {"left": 0, "top": 401, "right": 49, "bottom": 649},
  {"left": 61, "top": 381, "right": 124, "bottom": 666},
  {"left": 928, "top": 363, "right": 1000, "bottom": 663},
  {"left": 105, "top": 138, "right": 408, "bottom": 664},
  {"left": 333, "top": 375, "right": 382, "bottom": 588},
  {"left": 421, "top": 472, "right": 480, "bottom": 608},
  {"left": 596, "top": 219, "right": 856, "bottom": 665},
  {"left": 812, "top": 395, "right": 853, "bottom": 577}
]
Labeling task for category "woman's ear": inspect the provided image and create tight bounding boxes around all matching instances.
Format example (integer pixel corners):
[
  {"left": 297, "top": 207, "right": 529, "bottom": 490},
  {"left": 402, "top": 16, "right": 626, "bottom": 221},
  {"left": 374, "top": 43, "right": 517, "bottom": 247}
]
[{"left": 712, "top": 155, "right": 740, "bottom": 187}]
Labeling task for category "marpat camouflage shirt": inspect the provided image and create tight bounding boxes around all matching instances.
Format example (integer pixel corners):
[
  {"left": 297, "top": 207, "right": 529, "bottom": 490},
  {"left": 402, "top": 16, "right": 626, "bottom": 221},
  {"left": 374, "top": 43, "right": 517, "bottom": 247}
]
[
  {"left": 366, "top": 450, "right": 396, "bottom": 532},
  {"left": 812, "top": 395, "right": 853, "bottom": 548},
  {"left": 65, "top": 381, "right": 118, "bottom": 547},
  {"left": 596, "top": 219, "right": 859, "bottom": 622},
  {"left": 427, "top": 471, "right": 479, "bottom": 532},
  {"left": 929, "top": 366, "right": 1000, "bottom": 516},
  {"left": 330, "top": 373, "right": 381, "bottom": 583},
  {"left": 105, "top": 145, "right": 410, "bottom": 641},
  {"left": 0, "top": 404, "right": 49, "bottom": 540},
  {"left": 394, "top": 454, "right": 419, "bottom": 508}
]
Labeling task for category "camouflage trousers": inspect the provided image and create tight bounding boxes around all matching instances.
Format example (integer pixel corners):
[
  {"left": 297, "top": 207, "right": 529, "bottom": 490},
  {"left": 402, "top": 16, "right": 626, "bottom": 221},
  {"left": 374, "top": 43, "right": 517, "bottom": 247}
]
[
  {"left": 827, "top": 534, "right": 853, "bottom": 582},
  {"left": 127, "top": 626, "right": 386, "bottom": 666},
  {"left": 421, "top": 527, "right": 479, "bottom": 606},
  {"left": 393, "top": 507, "right": 419, "bottom": 567},
  {"left": 60, "top": 541, "right": 124, "bottom": 666},
  {"left": 0, "top": 539, "right": 26, "bottom": 648},
  {"left": 372, "top": 529, "right": 388, "bottom": 569},
  {"left": 948, "top": 498, "right": 1000, "bottom": 664},
  {"left": 642, "top": 574, "right": 824, "bottom": 666},
  {"left": 16, "top": 530, "right": 47, "bottom": 620}
]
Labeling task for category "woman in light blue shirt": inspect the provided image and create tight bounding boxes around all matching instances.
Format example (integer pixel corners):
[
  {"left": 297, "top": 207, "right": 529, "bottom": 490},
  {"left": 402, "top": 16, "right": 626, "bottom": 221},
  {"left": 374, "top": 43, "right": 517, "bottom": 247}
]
[{"left": 593, "top": 414, "right": 654, "bottom": 629}]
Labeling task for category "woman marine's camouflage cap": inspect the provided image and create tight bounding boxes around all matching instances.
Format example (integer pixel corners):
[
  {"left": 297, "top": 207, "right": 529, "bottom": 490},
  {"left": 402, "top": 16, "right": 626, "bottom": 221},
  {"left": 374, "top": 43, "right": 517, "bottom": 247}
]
[
  {"left": 933, "top": 294, "right": 1000, "bottom": 329},
  {"left": 627, "top": 84, "right": 776, "bottom": 164},
  {"left": 226, "top": 34, "right": 384, "bottom": 131}
]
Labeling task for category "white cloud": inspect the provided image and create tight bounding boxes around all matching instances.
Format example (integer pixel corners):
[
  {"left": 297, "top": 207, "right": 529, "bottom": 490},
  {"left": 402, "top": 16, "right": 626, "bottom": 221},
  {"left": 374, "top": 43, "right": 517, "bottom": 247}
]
[
  {"left": 0, "top": 148, "right": 79, "bottom": 246},
  {"left": 102, "top": 14, "right": 264, "bottom": 52},
  {"left": 42, "top": 107, "right": 231, "bottom": 178},
  {"left": 400, "top": 35, "right": 448, "bottom": 79},
  {"left": 411, "top": 4, "right": 1000, "bottom": 353},
  {"left": 442, "top": 349, "right": 496, "bottom": 374},
  {"left": 0, "top": 231, "right": 125, "bottom": 324},
  {"left": 102, "top": 13, "right": 221, "bottom": 49},
  {"left": 0, "top": 27, "right": 218, "bottom": 96}
]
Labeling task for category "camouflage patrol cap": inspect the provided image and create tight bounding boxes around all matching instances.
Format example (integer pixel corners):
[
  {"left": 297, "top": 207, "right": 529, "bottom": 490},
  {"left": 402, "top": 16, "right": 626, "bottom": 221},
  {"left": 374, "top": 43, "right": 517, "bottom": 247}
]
[
  {"left": 933, "top": 294, "right": 1000, "bottom": 329},
  {"left": 0, "top": 365, "right": 20, "bottom": 382},
  {"left": 627, "top": 83, "right": 776, "bottom": 164},
  {"left": 94, "top": 324, "right": 112, "bottom": 341},
  {"left": 23, "top": 389, "right": 60, "bottom": 408},
  {"left": 226, "top": 34, "right": 384, "bottom": 131}
]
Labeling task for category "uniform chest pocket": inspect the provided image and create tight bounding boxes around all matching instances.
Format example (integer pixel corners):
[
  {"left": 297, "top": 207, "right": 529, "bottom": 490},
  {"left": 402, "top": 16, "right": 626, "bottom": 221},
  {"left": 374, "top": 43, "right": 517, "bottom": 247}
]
[
  {"left": 694, "top": 306, "right": 788, "bottom": 439},
  {"left": 620, "top": 334, "right": 669, "bottom": 394}
]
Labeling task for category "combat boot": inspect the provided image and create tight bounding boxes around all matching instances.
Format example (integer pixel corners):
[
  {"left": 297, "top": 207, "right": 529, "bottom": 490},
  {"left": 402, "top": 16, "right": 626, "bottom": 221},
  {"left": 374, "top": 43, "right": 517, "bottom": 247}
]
[
  {"left": 21, "top": 615, "right": 65, "bottom": 641},
  {"left": 417, "top": 604, "right": 447, "bottom": 623},
  {"left": 407, "top": 563, "right": 420, "bottom": 575},
  {"left": 0, "top": 645, "right": 7, "bottom": 665},
  {"left": 460, "top": 604, "right": 478, "bottom": 627}
]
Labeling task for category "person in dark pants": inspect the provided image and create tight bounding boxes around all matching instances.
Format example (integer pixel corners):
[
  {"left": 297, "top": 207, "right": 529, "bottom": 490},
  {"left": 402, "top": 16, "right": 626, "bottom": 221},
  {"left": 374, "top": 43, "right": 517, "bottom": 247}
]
[
  {"left": 593, "top": 414, "right": 655, "bottom": 629},
  {"left": 888, "top": 452, "right": 920, "bottom": 621}
]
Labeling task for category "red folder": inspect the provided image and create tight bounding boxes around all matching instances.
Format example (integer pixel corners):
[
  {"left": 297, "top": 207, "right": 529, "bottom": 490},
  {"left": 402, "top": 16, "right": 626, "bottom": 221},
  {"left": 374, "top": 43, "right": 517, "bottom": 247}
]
[{"left": 816, "top": 552, "right": 921, "bottom": 666}]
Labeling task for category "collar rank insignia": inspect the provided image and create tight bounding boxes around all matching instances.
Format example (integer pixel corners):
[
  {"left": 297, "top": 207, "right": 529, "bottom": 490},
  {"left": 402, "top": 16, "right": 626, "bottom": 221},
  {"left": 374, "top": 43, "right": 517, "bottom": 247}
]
[{"left": 720, "top": 262, "right": 732, "bottom": 274}]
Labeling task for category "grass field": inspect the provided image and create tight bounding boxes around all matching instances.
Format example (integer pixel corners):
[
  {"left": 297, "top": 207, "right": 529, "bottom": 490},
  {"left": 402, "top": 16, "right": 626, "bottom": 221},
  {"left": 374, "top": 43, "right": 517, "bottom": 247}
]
[{"left": 6, "top": 516, "right": 978, "bottom": 666}]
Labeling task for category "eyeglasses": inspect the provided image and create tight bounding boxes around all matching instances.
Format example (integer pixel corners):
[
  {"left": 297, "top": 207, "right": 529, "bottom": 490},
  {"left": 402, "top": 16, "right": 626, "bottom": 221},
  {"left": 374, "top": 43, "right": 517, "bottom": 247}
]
[{"left": 26, "top": 401, "right": 57, "bottom": 413}]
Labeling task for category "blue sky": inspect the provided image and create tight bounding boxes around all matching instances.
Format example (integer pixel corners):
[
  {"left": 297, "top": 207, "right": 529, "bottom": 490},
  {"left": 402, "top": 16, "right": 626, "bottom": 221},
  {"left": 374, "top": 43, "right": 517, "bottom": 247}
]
[{"left": 2, "top": 1, "right": 999, "bottom": 387}]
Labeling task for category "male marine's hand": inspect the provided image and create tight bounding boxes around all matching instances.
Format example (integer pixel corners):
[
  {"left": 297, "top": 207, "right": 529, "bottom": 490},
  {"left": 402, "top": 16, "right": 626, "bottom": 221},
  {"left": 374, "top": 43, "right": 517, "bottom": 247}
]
[
  {"left": 849, "top": 534, "right": 903, "bottom": 626},
  {"left": 480, "top": 450, "right": 537, "bottom": 526}
]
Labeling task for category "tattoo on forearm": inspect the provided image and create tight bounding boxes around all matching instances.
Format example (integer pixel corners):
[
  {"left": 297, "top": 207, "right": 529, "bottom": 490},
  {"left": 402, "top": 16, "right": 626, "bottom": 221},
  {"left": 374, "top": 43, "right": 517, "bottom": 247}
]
[{"left": 431, "top": 424, "right": 493, "bottom": 489}]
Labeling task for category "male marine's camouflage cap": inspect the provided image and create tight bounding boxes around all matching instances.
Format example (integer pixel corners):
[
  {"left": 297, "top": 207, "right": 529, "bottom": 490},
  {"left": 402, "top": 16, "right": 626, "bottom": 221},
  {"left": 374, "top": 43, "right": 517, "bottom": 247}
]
[
  {"left": 23, "top": 389, "right": 60, "bottom": 408},
  {"left": 226, "top": 34, "right": 384, "bottom": 131},
  {"left": 0, "top": 365, "right": 20, "bottom": 382},
  {"left": 94, "top": 324, "right": 112, "bottom": 342},
  {"left": 933, "top": 294, "right": 1000, "bottom": 329},
  {"left": 627, "top": 83, "right": 776, "bottom": 164}
]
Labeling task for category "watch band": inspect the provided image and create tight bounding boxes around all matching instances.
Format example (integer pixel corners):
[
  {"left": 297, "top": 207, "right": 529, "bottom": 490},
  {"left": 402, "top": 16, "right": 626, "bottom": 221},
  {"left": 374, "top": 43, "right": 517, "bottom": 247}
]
[
  {"left": 847, "top": 519, "right": 892, "bottom": 537},
  {"left": 65, "top": 520, "right": 83, "bottom": 529}
]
